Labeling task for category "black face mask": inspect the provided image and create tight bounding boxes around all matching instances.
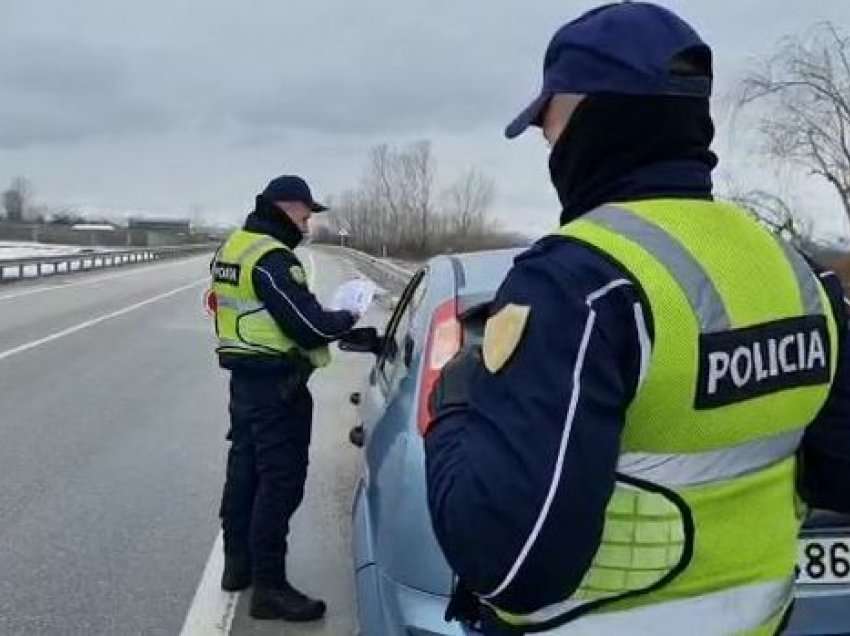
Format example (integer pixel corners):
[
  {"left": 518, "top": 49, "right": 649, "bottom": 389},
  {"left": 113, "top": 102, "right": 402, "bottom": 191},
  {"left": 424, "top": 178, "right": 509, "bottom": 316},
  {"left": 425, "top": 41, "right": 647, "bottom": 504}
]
[
  {"left": 244, "top": 195, "right": 303, "bottom": 249},
  {"left": 549, "top": 94, "right": 718, "bottom": 225}
]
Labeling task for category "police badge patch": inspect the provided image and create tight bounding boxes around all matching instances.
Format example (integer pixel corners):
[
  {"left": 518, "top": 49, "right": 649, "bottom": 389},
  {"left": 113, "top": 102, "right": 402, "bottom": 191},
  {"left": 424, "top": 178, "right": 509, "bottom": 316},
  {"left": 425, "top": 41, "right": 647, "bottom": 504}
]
[
  {"left": 289, "top": 265, "right": 307, "bottom": 286},
  {"left": 483, "top": 304, "right": 531, "bottom": 373}
]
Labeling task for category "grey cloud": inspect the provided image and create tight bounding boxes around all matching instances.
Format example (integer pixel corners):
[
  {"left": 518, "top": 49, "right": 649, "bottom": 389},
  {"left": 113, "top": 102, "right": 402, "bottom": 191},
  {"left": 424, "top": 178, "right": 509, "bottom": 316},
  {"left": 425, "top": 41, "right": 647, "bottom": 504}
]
[
  {"left": 208, "top": 8, "right": 546, "bottom": 138},
  {"left": 0, "top": 0, "right": 848, "bottom": 237},
  {"left": 0, "top": 39, "right": 170, "bottom": 148}
]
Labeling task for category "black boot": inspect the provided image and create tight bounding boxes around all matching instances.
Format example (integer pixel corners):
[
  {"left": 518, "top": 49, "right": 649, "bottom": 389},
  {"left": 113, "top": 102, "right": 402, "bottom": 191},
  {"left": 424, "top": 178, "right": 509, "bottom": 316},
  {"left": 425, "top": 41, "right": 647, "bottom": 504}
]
[
  {"left": 221, "top": 554, "right": 252, "bottom": 592},
  {"left": 250, "top": 581, "right": 326, "bottom": 621}
]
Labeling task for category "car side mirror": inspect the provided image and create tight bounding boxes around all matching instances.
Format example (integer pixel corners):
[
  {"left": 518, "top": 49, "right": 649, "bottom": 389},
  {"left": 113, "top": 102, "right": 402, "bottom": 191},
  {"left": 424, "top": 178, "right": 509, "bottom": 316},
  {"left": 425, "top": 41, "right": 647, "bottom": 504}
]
[{"left": 339, "top": 327, "right": 385, "bottom": 356}]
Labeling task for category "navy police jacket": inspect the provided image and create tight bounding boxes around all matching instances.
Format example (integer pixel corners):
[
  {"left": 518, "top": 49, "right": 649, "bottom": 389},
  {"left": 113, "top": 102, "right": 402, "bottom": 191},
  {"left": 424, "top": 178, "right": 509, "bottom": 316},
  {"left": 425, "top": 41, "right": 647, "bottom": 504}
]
[
  {"left": 425, "top": 228, "right": 850, "bottom": 615},
  {"left": 217, "top": 212, "right": 355, "bottom": 375}
]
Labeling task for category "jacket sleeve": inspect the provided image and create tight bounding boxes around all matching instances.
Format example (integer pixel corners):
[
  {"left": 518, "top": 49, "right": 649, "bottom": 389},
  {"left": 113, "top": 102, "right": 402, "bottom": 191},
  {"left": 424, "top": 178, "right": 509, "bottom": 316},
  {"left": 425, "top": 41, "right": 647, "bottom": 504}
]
[
  {"left": 798, "top": 270, "right": 850, "bottom": 513},
  {"left": 424, "top": 242, "right": 646, "bottom": 614},
  {"left": 251, "top": 249, "right": 356, "bottom": 350}
]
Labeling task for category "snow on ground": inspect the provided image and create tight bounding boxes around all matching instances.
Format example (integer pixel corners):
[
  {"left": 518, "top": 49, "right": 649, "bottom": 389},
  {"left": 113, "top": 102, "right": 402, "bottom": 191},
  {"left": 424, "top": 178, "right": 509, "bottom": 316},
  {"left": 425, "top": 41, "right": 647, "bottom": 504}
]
[
  {"left": 0, "top": 242, "right": 129, "bottom": 281},
  {"left": 0, "top": 241, "right": 114, "bottom": 261}
]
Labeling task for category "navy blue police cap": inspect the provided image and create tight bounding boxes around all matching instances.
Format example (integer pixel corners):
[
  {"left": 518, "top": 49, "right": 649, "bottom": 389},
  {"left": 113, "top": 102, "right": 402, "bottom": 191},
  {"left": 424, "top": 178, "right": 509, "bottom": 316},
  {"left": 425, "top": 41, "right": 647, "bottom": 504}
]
[
  {"left": 262, "top": 175, "right": 328, "bottom": 212},
  {"left": 505, "top": 2, "right": 713, "bottom": 139}
]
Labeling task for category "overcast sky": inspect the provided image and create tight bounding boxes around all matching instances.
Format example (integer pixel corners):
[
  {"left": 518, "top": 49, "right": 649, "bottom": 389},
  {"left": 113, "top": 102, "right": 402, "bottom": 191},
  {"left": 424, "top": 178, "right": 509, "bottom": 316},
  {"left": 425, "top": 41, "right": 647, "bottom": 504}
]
[{"left": 1, "top": 1, "right": 849, "bottom": 240}]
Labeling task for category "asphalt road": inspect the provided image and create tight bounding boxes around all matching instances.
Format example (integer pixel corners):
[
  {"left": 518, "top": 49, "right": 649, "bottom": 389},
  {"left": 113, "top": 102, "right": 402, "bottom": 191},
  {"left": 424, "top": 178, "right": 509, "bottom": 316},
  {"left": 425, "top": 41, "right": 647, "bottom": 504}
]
[{"left": 0, "top": 250, "right": 384, "bottom": 635}]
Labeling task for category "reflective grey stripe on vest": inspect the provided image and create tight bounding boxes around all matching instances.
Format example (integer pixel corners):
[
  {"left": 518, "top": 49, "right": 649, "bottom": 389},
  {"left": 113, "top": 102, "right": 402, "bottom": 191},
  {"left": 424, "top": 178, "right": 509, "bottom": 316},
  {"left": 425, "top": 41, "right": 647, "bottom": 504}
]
[
  {"left": 773, "top": 237, "right": 824, "bottom": 316},
  {"left": 486, "top": 578, "right": 792, "bottom": 635},
  {"left": 216, "top": 296, "right": 264, "bottom": 313},
  {"left": 231, "top": 235, "right": 284, "bottom": 264},
  {"left": 587, "top": 206, "right": 731, "bottom": 332},
  {"left": 617, "top": 428, "right": 803, "bottom": 487}
]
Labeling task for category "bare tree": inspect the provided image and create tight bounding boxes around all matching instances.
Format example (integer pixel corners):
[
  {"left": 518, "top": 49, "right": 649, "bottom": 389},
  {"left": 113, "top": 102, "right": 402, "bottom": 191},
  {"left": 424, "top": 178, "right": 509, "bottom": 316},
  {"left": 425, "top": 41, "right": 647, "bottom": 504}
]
[
  {"left": 321, "top": 141, "right": 515, "bottom": 258},
  {"left": 401, "top": 141, "right": 435, "bottom": 253},
  {"left": 49, "top": 208, "right": 88, "bottom": 226},
  {"left": 738, "top": 22, "right": 850, "bottom": 229},
  {"left": 2, "top": 176, "right": 32, "bottom": 222},
  {"left": 729, "top": 189, "right": 813, "bottom": 249},
  {"left": 350, "top": 141, "right": 436, "bottom": 256},
  {"left": 443, "top": 168, "right": 496, "bottom": 237}
]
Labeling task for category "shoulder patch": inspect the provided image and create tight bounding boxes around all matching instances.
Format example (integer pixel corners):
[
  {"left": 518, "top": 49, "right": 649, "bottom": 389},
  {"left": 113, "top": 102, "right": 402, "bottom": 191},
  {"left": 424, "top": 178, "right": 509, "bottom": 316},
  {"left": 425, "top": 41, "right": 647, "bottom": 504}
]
[
  {"left": 289, "top": 265, "right": 307, "bottom": 286},
  {"left": 483, "top": 304, "right": 531, "bottom": 373}
]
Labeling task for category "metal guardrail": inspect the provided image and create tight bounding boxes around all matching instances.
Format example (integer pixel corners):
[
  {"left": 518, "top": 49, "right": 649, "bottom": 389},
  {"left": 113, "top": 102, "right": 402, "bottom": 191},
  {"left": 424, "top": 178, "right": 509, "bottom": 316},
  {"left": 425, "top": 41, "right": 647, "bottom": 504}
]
[
  {"left": 0, "top": 244, "right": 217, "bottom": 284},
  {"left": 315, "top": 245, "right": 414, "bottom": 293}
]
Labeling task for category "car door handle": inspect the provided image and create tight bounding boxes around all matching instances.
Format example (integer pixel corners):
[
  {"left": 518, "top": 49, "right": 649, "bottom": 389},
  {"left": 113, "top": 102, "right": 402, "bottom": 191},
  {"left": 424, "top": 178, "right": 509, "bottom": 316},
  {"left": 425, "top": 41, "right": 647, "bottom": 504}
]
[
  {"left": 403, "top": 336, "right": 414, "bottom": 367},
  {"left": 349, "top": 424, "right": 365, "bottom": 448}
]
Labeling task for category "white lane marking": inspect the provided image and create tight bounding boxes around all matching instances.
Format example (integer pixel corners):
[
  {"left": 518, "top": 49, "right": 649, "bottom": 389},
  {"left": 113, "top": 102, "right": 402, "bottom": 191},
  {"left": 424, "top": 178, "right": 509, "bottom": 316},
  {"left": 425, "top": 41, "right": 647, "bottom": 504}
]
[
  {"left": 0, "top": 255, "right": 211, "bottom": 302},
  {"left": 179, "top": 531, "right": 239, "bottom": 636},
  {"left": 0, "top": 278, "right": 207, "bottom": 362}
]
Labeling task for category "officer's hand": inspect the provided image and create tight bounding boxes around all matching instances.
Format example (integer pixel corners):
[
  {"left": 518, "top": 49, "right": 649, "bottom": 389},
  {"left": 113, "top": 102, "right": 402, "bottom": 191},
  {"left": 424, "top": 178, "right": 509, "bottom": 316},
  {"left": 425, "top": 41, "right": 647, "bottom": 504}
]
[{"left": 425, "top": 346, "right": 482, "bottom": 435}]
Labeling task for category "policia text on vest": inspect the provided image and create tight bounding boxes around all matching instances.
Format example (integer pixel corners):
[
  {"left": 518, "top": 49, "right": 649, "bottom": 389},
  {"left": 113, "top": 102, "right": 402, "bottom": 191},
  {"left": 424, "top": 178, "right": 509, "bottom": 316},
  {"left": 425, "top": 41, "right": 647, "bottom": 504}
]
[{"left": 697, "top": 315, "right": 830, "bottom": 408}]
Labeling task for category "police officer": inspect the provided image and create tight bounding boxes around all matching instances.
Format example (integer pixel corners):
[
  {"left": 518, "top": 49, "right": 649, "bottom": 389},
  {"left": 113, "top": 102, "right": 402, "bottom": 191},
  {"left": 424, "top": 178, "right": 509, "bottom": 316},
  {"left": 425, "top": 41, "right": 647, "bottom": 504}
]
[
  {"left": 212, "top": 175, "right": 357, "bottom": 621},
  {"left": 425, "top": 4, "right": 850, "bottom": 635}
]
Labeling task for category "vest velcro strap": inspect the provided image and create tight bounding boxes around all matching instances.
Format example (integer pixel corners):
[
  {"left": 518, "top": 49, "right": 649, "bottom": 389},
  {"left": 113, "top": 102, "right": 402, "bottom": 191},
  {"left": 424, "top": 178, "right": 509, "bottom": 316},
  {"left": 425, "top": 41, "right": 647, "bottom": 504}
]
[
  {"left": 486, "top": 578, "right": 792, "bottom": 635},
  {"left": 217, "top": 337, "right": 290, "bottom": 356}
]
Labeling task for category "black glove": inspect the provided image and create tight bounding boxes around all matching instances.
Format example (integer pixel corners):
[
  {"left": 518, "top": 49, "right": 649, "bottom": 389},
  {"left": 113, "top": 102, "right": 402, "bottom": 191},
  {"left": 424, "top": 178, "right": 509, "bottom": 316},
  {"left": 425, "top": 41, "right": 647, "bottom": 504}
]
[
  {"left": 445, "top": 577, "right": 482, "bottom": 627},
  {"left": 339, "top": 327, "right": 382, "bottom": 354},
  {"left": 279, "top": 355, "right": 314, "bottom": 400},
  {"left": 427, "top": 346, "right": 483, "bottom": 432}
]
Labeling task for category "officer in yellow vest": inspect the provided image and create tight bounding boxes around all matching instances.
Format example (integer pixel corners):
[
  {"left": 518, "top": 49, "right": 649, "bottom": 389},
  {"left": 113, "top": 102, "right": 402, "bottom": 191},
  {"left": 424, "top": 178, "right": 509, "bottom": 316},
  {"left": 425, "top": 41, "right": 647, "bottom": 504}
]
[
  {"left": 212, "top": 175, "right": 357, "bottom": 621},
  {"left": 424, "top": 3, "right": 850, "bottom": 635}
]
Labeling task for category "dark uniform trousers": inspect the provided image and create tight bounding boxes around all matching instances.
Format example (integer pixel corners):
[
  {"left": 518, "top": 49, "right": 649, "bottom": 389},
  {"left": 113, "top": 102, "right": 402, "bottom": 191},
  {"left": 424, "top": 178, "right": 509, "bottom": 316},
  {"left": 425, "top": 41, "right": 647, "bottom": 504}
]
[{"left": 219, "top": 372, "right": 313, "bottom": 587}]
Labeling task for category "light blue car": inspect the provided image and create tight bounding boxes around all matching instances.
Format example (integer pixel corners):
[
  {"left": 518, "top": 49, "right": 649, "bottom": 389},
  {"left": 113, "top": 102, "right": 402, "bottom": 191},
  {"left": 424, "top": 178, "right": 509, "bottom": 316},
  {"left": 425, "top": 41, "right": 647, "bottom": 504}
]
[{"left": 343, "top": 250, "right": 850, "bottom": 636}]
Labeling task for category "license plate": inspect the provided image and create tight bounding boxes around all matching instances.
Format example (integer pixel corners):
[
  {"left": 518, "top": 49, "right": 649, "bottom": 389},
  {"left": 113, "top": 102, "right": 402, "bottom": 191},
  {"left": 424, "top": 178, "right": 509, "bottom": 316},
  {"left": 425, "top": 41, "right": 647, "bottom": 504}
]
[{"left": 796, "top": 537, "right": 850, "bottom": 585}]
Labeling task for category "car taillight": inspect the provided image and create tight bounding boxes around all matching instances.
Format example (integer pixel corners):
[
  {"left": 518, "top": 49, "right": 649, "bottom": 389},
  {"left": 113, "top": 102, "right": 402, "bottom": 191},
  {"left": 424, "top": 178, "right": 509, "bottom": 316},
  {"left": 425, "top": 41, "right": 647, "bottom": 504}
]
[{"left": 417, "top": 298, "right": 462, "bottom": 435}]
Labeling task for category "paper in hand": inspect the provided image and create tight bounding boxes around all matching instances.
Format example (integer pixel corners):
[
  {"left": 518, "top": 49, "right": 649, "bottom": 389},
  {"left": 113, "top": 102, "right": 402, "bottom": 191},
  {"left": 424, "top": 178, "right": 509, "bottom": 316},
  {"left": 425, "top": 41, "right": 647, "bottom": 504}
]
[{"left": 330, "top": 279, "right": 377, "bottom": 316}]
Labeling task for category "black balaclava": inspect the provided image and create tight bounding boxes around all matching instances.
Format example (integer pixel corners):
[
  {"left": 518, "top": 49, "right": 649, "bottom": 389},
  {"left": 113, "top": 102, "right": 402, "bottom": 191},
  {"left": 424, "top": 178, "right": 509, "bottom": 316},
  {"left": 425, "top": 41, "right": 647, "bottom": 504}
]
[
  {"left": 244, "top": 194, "right": 303, "bottom": 249},
  {"left": 549, "top": 94, "right": 718, "bottom": 226}
]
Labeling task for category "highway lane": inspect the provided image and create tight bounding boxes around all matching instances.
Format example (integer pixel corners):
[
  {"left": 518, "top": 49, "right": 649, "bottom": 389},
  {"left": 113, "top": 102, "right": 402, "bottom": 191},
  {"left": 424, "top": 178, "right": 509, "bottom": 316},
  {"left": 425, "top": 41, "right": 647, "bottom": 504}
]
[
  {"left": 0, "top": 255, "right": 213, "bottom": 355},
  {"left": 0, "top": 249, "right": 383, "bottom": 635}
]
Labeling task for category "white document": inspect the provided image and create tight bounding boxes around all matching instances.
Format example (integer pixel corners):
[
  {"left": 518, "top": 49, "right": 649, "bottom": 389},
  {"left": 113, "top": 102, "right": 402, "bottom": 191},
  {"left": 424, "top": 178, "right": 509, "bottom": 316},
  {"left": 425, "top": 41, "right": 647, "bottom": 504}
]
[{"left": 330, "top": 279, "right": 377, "bottom": 316}]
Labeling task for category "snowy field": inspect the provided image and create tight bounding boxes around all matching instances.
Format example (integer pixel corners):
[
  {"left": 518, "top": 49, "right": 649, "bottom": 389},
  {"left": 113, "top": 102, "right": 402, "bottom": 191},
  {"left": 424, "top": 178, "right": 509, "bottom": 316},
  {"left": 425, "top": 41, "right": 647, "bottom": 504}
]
[
  {"left": 0, "top": 242, "right": 135, "bottom": 281},
  {"left": 0, "top": 241, "right": 114, "bottom": 261}
]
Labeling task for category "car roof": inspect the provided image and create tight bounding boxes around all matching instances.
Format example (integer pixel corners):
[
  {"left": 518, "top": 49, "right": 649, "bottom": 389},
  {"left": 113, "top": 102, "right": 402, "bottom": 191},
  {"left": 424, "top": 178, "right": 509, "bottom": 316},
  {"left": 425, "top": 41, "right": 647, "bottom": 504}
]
[{"left": 437, "top": 248, "right": 524, "bottom": 296}]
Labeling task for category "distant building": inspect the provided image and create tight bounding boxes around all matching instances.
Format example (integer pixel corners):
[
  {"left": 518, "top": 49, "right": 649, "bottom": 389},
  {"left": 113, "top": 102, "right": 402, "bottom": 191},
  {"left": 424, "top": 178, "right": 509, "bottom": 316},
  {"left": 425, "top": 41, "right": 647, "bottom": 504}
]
[
  {"left": 128, "top": 218, "right": 191, "bottom": 233},
  {"left": 128, "top": 217, "right": 192, "bottom": 246},
  {"left": 71, "top": 223, "right": 116, "bottom": 232}
]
